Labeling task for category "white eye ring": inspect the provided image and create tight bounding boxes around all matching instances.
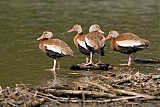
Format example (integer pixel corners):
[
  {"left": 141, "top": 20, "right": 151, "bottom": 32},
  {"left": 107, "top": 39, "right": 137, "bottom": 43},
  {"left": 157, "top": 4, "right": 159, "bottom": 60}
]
[{"left": 110, "top": 33, "right": 113, "bottom": 37}]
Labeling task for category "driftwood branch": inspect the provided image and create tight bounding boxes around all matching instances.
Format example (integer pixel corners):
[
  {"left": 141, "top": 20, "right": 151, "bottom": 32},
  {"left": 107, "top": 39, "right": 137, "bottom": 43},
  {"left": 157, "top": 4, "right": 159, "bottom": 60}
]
[
  {"left": 45, "top": 89, "right": 116, "bottom": 98},
  {"left": 85, "top": 81, "right": 156, "bottom": 99},
  {"left": 113, "top": 89, "right": 156, "bottom": 99},
  {"left": 53, "top": 95, "right": 141, "bottom": 103}
]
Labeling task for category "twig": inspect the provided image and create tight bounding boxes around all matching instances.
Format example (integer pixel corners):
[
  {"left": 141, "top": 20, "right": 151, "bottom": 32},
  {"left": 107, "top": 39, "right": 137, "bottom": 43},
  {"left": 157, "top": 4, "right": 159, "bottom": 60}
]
[
  {"left": 0, "top": 86, "right": 2, "bottom": 94},
  {"left": 103, "top": 95, "right": 141, "bottom": 102},
  {"left": 85, "top": 81, "right": 110, "bottom": 92},
  {"left": 113, "top": 75, "right": 132, "bottom": 84},
  {"left": 4, "top": 99, "right": 19, "bottom": 107},
  {"left": 17, "top": 82, "right": 61, "bottom": 105},
  {"left": 82, "top": 90, "right": 85, "bottom": 107},
  {"left": 27, "top": 91, "right": 61, "bottom": 105},
  {"left": 113, "top": 89, "right": 155, "bottom": 99},
  {"left": 37, "top": 92, "right": 72, "bottom": 100}
]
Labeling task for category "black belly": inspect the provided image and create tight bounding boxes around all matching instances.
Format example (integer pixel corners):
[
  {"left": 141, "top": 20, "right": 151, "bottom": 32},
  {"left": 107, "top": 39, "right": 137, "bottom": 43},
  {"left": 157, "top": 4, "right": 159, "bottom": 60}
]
[
  {"left": 78, "top": 44, "right": 90, "bottom": 55},
  {"left": 45, "top": 46, "right": 65, "bottom": 59},
  {"left": 100, "top": 47, "right": 105, "bottom": 56},
  {"left": 85, "top": 42, "right": 105, "bottom": 56},
  {"left": 118, "top": 45, "right": 148, "bottom": 54}
]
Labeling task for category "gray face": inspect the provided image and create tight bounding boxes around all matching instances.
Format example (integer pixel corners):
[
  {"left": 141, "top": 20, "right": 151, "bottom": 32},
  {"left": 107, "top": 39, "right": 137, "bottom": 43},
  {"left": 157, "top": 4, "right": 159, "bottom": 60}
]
[
  {"left": 109, "top": 30, "right": 119, "bottom": 38},
  {"left": 73, "top": 24, "right": 82, "bottom": 32},
  {"left": 89, "top": 24, "right": 99, "bottom": 32},
  {"left": 44, "top": 31, "right": 53, "bottom": 39}
]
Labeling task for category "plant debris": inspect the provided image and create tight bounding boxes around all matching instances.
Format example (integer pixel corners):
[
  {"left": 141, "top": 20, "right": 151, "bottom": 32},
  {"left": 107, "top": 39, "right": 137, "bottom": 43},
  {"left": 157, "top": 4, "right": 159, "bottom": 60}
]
[{"left": 0, "top": 71, "right": 160, "bottom": 106}]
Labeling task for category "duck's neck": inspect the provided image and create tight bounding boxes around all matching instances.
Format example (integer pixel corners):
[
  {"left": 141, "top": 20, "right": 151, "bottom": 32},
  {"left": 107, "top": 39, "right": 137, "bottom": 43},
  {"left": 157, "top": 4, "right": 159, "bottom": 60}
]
[
  {"left": 78, "top": 32, "right": 83, "bottom": 35},
  {"left": 74, "top": 32, "right": 83, "bottom": 45}
]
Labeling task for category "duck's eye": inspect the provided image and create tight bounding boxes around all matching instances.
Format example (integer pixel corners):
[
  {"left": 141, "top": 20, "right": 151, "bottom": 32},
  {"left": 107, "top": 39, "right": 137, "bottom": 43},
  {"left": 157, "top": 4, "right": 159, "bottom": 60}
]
[{"left": 45, "top": 32, "right": 48, "bottom": 34}]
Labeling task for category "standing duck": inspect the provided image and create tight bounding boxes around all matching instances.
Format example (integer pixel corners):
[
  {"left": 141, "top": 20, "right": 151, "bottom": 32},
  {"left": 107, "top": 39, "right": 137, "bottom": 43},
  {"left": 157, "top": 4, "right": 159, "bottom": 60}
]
[
  {"left": 105, "top": 30, "right": 150, "bottom": 66},
  {"left": 68, "top": 24, "right": 90, "bottom": 64},
  {"left": 85, "top": 24, "right": 106, "bottom": 65},
  {"left": 37, "top": 31, "right": 74, "bottom": 79}
]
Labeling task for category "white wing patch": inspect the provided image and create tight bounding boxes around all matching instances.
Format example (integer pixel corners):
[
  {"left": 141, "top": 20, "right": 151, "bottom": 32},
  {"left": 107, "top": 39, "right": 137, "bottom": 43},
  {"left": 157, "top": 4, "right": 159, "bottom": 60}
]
[
  {"left": 116, "top": 40, "right": 144, "bottom": 47},
  {"left": 85, "top": 37, "right": 93, "bottom": 47},
  {"left": 77, "top": 39, "right": 88, "bottom": 50},
  {"left": 44, "top": 44, "right": 66, "bottom": 55},
  {"left": 102, "top": 40, "right": 106, "bottom": 47}
]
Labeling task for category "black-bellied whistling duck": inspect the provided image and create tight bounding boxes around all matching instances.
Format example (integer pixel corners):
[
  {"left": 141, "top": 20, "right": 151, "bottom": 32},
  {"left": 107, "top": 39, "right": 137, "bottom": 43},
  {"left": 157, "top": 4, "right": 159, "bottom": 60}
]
[
  {"left": 85, "top": 24, "right": 106, "bottom": 65},
  {"left": 37, "top": 31, "right": 74, "bottom": 80},
  {"left": 106, "top": 30, "right": 150, "bottom": 66},
  {"left": 68, "top": 24, "right": 90, "bottom": 64}
]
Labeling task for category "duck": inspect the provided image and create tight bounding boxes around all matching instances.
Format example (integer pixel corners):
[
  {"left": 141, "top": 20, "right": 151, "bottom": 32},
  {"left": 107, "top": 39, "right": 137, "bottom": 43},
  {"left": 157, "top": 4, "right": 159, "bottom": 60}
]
[
  {"left": 68, "top": 24, "right": 90, "bottom": 64},
  {"left": 105, "top": 30, "right": 150, "bottom": 66},
  {"left": 85, "top": 24, "right": 106, "bottom": 65},
  {"left": 37, "top": 31, "right": 74, "bottom": 79}
]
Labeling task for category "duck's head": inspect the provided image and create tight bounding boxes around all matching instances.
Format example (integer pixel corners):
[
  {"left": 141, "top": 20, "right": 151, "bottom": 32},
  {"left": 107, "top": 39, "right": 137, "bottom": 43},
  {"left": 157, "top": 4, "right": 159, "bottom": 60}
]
[
  {"left": 89, "top": 24, "right": 104, "bottom": 34},
  {"left": 106, "top": 30, "right": 119, "bottom": 40},
  {"left": 37, "top": 31, "right": 53, "bottom": 40},
  {"left": 68, "top": 24, "right": 82, "bottom": 33}
]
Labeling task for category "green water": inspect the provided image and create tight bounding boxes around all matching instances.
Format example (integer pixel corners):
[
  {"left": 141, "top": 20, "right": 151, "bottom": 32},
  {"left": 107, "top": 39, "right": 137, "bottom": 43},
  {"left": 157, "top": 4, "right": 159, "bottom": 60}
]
[{"left": 0, "top": 0, "right": 159, "bottom": 89}]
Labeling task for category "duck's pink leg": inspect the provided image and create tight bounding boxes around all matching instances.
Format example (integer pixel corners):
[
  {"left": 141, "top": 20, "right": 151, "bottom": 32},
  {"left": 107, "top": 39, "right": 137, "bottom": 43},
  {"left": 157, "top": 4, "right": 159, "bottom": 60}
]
[
  {"left": 57, "top": 58, "right": 60, "bottom": 69},
  {"left": 128, "top": 55, "right": 132, "bottom": 66},
  {"left": 128, "top": 53, "right": 135, "bottom": 66},
  {"left": 53, "top": 59, "right": 57, "bottom": 80},
  {"left": 97, "top": 54, "right": 104, "bottom": 64},
  {"left": 86, "top": 55, "right": 89, "bottom": 64},
  {"left": 85, "top": 51, "right": 93, "bottom": 65},
  {"left": 131, "top": 53, "right": 135, "bottom": 65},
  {"left": 89, "top": 51, "right": 93, "bottom": 64}
]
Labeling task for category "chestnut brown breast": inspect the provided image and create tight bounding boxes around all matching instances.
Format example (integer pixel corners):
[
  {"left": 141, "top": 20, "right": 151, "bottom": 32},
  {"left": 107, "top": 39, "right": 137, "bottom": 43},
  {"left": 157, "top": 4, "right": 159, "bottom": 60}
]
[
  {"left": 74, "top": 33, "right": 90, "bottom": 55},
  {"left": 74, "top": 33, "right": 85, "bottom": 48}
]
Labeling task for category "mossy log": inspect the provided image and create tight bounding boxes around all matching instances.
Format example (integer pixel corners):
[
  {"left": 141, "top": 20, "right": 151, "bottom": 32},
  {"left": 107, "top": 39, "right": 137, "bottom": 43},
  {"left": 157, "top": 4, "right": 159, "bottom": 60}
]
[
  {"left": 135, "top": 58, "right": 160, "bottom": 64},
  {"left": 70, "top": 63, "right": 113, "bottom": 71}
]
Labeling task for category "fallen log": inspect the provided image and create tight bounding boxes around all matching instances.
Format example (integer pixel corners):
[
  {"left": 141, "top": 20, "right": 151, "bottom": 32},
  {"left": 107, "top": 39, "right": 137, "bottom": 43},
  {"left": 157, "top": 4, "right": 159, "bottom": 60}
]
[
  {"left": 70, "top": 63, "right": 113, "bottom": 71},
  {"left": 44, "top": 89, "right": 116, "bottom": 98}
]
